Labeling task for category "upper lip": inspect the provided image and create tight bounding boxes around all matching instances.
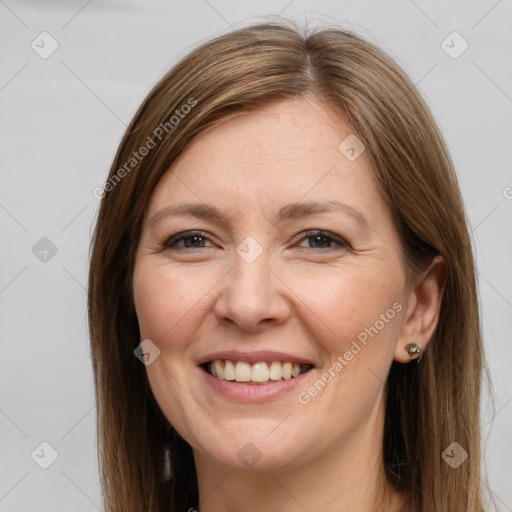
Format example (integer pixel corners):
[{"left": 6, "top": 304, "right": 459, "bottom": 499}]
[{"left": 196, "top": 350, "right": 316, "bottom": 367}]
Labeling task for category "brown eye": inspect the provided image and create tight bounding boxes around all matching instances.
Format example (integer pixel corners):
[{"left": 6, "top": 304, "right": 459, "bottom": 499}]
[
  {"left": 163, "top": 231, "right": 212, "bottom": 250},
  {"left": 296, "top": 230, "right": 349, "bottom": 250}
]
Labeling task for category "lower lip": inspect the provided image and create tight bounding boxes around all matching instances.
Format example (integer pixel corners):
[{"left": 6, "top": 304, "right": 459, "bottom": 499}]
[{"left": 199, "top": 366, "right": 313, "bottom": 403}]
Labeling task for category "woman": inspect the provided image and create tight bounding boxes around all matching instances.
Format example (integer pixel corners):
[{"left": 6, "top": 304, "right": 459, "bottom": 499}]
[{"left": 88, "top": 20, "right": 488, "bottom": 512}]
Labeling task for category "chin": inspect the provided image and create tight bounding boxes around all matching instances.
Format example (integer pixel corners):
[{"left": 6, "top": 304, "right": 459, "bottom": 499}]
[{"left": 193, "top": 436, "right": 305, "bottom": 472}]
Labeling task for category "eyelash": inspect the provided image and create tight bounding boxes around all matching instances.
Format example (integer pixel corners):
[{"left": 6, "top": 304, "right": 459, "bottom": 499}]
[{"left": 162, "top": 230, "right": 349, "bottom": 251}]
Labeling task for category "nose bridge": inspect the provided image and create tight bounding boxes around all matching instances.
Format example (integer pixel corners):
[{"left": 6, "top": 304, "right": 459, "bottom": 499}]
[
  {"left": 232, "top": 239, "right": 271, "bottom": 292},
  {"left": 214, "top": 238, "right": 288, "bottom": 331}
]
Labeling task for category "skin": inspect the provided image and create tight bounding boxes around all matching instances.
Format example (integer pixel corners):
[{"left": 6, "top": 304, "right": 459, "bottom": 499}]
[{"left": 133, "top": 97, "right": 447, "bottom": 512}]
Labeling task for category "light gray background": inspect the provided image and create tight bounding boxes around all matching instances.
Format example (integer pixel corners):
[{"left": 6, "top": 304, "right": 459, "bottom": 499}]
[{"left": 1, "top": 1, "right": 511, "bottom": 510}]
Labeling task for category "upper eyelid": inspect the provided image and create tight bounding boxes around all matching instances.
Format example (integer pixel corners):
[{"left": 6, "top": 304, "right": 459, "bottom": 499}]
[{"left": 163, "top": 230, "right": 348, "bottom": 249}]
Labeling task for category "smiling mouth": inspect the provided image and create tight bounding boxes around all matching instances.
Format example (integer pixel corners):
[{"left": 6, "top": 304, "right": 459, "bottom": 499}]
[{"left": 202, "top": 359, "right": 314, "bottom": 385}]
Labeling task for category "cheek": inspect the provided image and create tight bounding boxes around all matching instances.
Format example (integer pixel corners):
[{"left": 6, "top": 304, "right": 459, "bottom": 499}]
[
  {"left": 133, "top": 261, "right": 207, "bottom": 346},
  {"left": 290, "top": 270, "right": 403, "bottom": 433},
  {"left": 293, "top": 264, "right": 403, "bottom": 356}
]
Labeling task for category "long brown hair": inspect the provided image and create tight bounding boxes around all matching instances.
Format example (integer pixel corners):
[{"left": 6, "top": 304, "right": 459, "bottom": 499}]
[{"left": 88, "top": 19, "right": 489, "bottom": 511}]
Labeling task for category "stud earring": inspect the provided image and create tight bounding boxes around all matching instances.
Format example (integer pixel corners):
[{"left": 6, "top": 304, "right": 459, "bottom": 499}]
[{"left": 405, "top": 343, "right": 423, "bottom": 362}]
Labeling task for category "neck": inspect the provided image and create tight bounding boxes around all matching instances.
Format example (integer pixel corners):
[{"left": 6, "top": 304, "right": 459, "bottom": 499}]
[{"left": 193, "top": 389, "right": 409, "bottom": 512}]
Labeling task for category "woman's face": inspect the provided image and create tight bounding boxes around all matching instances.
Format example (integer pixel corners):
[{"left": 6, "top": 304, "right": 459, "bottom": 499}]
[{"left": 133, "top": 97, "right": 410, "bottom": 471}]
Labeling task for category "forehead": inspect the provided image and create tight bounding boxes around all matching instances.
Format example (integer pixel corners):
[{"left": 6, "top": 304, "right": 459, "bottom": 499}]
[{"left": 145, "top": 98, "right": 385, "bottom": 225}]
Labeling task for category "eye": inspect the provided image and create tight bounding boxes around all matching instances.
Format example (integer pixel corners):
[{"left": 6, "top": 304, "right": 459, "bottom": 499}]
[
  {"left": 163, "top": 231, "right": 213, "bottom": 250},
  {"left": 295, "top": 230, "right": 349, "bottom": 250},
  {"left": 162, "top": 229, "right": 349, "bottom": 251}
]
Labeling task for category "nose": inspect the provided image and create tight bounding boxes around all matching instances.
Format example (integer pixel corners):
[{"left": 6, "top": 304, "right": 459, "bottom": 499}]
[{"left": 213, "top": 246, "right": 290, "bottom": 333}]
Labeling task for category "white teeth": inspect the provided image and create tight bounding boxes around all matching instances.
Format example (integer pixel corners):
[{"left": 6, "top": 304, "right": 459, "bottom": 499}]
[
  {"left": 235, "top": 361, "right": 251, "bottom": 382},
  {"left": 213, "top": 360, "right": 223, "bottom": 379},
  {"left": 224, "top": 360, "right": 236, "bottom": 381},
  {"left": 269, "top": 361, "right": 282, "bottom": 380},
  {"left": 207, "top": 359, "right": 311, "bottom": 383},
  {"left": 251, "top": 362, "right": 270, "bottom": 382}
]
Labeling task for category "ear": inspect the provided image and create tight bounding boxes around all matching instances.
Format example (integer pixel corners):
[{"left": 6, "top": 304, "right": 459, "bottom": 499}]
[{"left": 394, "top": 255, "right": 448, "bottom": 363}]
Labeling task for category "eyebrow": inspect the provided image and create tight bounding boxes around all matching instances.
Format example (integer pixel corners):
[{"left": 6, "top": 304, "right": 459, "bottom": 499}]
[{"left": 148, "top": 200, "right": 370, "bottom": 228}]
